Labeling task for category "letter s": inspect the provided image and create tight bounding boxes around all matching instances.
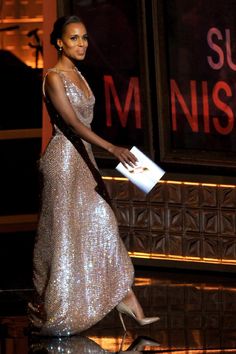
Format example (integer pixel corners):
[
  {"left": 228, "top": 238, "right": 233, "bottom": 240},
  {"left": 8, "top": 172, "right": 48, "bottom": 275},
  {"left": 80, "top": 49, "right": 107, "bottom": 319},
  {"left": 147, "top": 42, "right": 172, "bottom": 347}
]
[
  {"left": 207, "top": 27, "right": 224, "bottom": 70},
  {"left": 212, "top": 81, "right": 234, "bottom": 135}
]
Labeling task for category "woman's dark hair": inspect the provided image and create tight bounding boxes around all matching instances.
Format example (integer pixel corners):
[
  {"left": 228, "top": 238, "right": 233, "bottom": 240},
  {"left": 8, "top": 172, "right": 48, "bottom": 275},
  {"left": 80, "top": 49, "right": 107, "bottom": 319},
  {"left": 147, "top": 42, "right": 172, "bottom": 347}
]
[{"left": 50, "top": 15, "right": 83, "bottom": 49}]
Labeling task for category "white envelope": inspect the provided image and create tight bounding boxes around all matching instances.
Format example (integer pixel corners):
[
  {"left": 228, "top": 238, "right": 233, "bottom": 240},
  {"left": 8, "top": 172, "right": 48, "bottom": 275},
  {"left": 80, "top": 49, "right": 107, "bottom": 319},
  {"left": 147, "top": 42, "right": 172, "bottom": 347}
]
[{"left": 116, "top": 146, "right": 165, "bottom": 194}]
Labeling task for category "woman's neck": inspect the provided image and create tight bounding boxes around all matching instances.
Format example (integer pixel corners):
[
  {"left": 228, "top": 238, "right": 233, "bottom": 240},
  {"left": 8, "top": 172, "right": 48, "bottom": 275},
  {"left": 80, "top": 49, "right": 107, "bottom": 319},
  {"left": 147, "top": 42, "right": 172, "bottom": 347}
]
[
  {"left": 55, "top": 66, "right": 77, "bottom": 72},
  {"left": 55, "top": 58, "right": 77, "bottom": 72}
]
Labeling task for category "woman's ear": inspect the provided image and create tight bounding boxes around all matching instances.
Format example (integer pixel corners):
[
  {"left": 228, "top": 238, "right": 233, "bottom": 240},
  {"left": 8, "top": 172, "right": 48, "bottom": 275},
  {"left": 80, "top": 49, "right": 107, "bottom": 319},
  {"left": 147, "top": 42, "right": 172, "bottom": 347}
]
[{"left": 57, "top": 39, "right": 63, "bottom": 49}]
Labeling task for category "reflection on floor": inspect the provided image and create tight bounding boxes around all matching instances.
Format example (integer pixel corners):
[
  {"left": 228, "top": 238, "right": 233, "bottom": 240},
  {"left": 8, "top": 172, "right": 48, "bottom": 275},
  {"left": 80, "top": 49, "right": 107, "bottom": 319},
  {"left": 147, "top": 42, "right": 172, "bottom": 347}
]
[{"left": 1, "top": 267, "right": 236, "bottom": 353}]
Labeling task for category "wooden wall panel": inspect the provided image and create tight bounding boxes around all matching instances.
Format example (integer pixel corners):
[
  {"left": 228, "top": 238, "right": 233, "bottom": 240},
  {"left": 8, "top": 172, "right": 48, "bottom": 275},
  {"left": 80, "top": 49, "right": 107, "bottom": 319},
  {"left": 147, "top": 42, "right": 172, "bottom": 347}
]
[{"left": 104, "top": 179, "right": 236, "bottom": 269}]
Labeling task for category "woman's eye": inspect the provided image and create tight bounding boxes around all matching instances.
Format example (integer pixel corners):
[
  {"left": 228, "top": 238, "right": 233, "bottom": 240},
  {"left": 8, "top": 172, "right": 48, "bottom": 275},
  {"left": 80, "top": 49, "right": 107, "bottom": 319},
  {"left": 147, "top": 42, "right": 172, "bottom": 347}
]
[{"left": 70, "top": 35, "right": 88, "bottom": 41}]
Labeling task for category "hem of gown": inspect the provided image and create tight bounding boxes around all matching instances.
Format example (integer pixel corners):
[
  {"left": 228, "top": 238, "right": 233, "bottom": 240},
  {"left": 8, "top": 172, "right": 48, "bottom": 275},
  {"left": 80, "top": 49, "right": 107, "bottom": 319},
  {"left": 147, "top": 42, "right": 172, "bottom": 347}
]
[{"left": 29, "top": 277, "right": 134, "bottom": 337}]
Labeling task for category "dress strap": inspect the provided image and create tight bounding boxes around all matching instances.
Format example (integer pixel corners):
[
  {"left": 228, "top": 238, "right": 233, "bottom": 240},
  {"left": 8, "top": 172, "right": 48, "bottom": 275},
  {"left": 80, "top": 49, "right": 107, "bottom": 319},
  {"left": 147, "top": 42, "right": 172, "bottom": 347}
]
[
  {"left": 42, "top": 68, "right": 60, "bottom": 97},
  {"left": 42, "top": 70, "right": 51, "bottom": 97}
]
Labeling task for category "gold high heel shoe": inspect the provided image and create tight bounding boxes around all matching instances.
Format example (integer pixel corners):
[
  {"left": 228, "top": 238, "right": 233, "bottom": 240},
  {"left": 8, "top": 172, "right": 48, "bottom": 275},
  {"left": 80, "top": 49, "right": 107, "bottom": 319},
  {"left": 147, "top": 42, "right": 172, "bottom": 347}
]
[{"left": 116, "top": 302, "right": 160, "bottom": 332}]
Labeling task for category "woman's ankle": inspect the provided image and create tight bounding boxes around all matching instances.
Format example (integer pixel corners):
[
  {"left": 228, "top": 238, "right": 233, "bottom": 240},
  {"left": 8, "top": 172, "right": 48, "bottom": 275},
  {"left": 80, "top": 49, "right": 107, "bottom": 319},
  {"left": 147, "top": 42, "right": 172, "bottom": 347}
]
[{"left": 121, "top": 290, "right": 145, "bottom": 320}]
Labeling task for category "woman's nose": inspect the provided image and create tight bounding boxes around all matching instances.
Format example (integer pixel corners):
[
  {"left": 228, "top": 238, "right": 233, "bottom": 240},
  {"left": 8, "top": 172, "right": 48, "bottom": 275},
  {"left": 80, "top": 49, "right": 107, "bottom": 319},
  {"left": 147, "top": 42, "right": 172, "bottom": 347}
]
[{"left": 77, "top": 37, "right": 84, "bottom": 46}]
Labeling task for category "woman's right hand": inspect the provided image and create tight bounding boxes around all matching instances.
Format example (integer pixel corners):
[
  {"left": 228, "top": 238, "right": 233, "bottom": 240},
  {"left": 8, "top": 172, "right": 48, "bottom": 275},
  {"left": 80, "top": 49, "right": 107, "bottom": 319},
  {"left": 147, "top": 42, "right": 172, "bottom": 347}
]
[{"left": 108, "top": 145, "right": 138, "bottom": 167}]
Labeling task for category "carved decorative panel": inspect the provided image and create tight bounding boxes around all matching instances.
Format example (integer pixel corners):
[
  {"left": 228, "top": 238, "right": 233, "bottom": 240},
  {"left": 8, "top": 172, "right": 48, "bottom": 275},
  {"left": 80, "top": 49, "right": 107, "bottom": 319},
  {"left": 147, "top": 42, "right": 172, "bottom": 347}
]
[
  {"left": 220, "top": 211, "right": 236, "bottom": 235},
  {"left": 169, "top": 235, "right": 182, "bottom": 256},
  {"left": 184, "top": 209, "right": 200, "bottom": 232},
  {"left": 114, "top": 202, "right": 130, "bottom": 227},
  {"left": 151, "top": 233, "right": 167, "bottom": 254},
  {"left": 167, "top": 184, "right": 182, "bottom": 204},
  {"left": 149, "top": 183, "right": 165, "bottom": 203},
  {"left": 220, "top": 188, "right": 236, "bottom": 208},
  {"left": 221, "top": 237, "right": 236, "bottom": 260},
  {"left": 168, "top": 208, "right": 183, "bottom": 233},
  {"left": 132, "top": 205, "right": 149, "bottom": 229},
  {"left": 183, "top": 234, "right": 201, "bottom": 258},
  {"left": 201, "top": 186, "right": 217, "bottom": 207},
  {"left": 203, "top": 236, "right": 219, "bottom": 259},
  {"left": 202, "top": 210, "right": 218, "bottom": 234},
  {"left": 183, "top": 185, "right": 200, "bottom": 207},
  {"left": 150, "top": 207, "right": 165, "bottom": 231},
  {"left": 106, "top": 179, "right": 236, "bottom": 267},
  {"left": 130, "top": 230, "right": 150, "bottom": 253}
]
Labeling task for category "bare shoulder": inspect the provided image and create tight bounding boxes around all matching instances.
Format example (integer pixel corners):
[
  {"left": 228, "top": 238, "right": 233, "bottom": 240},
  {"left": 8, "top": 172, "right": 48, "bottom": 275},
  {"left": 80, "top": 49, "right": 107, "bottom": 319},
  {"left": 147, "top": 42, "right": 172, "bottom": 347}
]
[
  {"left": 45, "top": 70, "right": 61, "bottom": 85},
  {"left": 45, "top": 70, "right": 64, "bottom": 92}
]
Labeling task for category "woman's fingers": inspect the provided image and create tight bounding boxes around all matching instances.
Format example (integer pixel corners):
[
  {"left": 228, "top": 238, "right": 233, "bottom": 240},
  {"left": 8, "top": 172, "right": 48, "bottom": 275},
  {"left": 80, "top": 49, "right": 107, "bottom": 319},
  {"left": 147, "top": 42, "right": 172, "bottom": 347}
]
[
  {"left": 112, "top": 146, "right": 138, "bottom": 167},
  {"left": 122, "top": 150, "right": 137, "bottom": 167}
]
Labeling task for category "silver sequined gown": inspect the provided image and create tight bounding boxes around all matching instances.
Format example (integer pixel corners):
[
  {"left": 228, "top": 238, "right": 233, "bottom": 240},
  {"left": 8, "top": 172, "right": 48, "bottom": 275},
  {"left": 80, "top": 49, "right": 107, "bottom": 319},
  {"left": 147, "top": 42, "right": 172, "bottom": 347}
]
[{"left": 29, "top": 69, "right": 134, "bottom": 336}]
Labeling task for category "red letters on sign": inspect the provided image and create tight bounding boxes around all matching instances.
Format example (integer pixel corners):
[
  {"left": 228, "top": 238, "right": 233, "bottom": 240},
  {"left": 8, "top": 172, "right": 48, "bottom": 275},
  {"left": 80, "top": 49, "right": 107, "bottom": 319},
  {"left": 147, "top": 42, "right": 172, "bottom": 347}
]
[
  {"left": 212, "top": 81, "right": 234, "bottom": 135},
  {"left": 171, "top": 79, "right": 199, "bottom": 132},
  {"left": 104, "top": 75, "right": 142, "bottom": 128},
  {"left": 171, "top": 79, "right": 234, "bottom": 135}
]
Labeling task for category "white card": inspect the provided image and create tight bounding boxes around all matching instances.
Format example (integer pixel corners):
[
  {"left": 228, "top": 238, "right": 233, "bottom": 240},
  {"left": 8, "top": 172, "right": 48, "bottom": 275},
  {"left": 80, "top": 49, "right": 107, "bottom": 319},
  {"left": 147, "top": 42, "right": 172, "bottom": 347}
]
[{"left": 116, "top": 146, "right": 165, "bottom": 194}]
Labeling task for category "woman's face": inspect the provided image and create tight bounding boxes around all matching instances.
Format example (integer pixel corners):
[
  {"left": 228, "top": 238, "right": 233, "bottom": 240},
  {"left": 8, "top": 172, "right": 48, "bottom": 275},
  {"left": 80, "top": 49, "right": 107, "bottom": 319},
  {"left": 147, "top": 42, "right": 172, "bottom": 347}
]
[{"left": 57, "top": 22, "right": 88, "bottom": 61}]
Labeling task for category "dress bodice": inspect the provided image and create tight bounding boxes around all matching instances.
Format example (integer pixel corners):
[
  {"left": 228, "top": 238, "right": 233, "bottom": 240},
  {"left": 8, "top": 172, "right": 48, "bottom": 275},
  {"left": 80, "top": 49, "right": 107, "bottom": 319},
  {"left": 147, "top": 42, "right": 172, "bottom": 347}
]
[{"left": 45, "top": 68, "right": 95, "bottom": 129}]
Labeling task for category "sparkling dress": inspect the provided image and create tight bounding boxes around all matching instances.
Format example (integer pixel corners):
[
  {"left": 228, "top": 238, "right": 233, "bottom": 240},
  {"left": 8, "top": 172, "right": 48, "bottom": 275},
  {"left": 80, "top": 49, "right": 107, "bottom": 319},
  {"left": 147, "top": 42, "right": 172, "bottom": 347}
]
[{"left": 29, "top": 68, "right": 134, "bottom": 336}]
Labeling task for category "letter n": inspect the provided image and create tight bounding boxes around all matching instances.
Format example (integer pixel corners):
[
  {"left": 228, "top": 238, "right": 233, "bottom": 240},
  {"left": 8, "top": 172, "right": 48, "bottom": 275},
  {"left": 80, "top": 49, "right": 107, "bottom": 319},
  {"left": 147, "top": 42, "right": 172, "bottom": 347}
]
[
  {"left": 104, "top": 75, "right": 141, "bottom": 128},
  {"left": 171, "top": 79, "right": 199, "bottom": 132}
]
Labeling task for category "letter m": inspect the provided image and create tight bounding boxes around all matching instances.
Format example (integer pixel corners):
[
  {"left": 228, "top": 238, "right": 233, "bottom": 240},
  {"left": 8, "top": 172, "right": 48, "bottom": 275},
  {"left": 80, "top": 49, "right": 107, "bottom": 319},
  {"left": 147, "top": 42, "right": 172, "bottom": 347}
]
[{"left": 104, "top": 75, "right": 141, "bottom": 128}]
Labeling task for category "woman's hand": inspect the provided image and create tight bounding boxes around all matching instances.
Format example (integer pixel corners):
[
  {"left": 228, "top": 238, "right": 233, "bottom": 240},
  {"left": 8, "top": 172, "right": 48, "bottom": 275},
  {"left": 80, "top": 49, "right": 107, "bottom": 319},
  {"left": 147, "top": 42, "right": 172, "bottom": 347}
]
[{"left": 108, "top": 145, "right": 137, "bottom": 167}]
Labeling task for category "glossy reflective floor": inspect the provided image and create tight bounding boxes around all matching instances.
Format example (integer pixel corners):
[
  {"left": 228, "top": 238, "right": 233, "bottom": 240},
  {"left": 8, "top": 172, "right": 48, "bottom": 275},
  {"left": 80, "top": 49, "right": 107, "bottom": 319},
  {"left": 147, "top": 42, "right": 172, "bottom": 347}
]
[{"left": 1, "top": 267, "right": 236, "bottom": 353}]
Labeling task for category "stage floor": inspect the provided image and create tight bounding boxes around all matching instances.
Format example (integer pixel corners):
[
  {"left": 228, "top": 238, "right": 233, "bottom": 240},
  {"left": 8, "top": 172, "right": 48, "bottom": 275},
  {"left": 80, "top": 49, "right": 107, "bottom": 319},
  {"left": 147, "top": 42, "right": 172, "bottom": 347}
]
[{"left": 1, "top": 267, "right": 236, "bottom": 353}]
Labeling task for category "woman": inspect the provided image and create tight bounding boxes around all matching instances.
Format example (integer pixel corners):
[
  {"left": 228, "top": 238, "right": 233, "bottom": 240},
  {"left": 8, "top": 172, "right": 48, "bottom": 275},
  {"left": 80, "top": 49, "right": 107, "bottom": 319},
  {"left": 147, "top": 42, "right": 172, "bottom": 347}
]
[{"left": 29, "top": 15, "right": 159, "bottom": 336}]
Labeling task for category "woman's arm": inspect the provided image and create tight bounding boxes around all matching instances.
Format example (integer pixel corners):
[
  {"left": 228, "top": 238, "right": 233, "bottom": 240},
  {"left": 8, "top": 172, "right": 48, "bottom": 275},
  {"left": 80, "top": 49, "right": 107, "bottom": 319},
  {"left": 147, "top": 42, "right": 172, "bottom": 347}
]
[{"left": 45, "top": 71, "right": 137, "bottom": 166}]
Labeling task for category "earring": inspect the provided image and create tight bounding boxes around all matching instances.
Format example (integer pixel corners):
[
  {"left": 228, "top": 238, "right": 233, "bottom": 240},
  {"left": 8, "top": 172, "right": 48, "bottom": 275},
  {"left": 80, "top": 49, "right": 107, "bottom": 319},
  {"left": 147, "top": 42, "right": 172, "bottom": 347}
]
[{"left": 58, "top": 46, "right": 63, "bottom": 52}]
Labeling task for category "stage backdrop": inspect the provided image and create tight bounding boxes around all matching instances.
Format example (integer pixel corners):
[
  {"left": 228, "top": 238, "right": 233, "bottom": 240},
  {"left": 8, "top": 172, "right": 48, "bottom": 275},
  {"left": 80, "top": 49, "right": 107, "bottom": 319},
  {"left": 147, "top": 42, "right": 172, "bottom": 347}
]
[{"left": 154, "top": 0, "right": 236, "bottom": 169}]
